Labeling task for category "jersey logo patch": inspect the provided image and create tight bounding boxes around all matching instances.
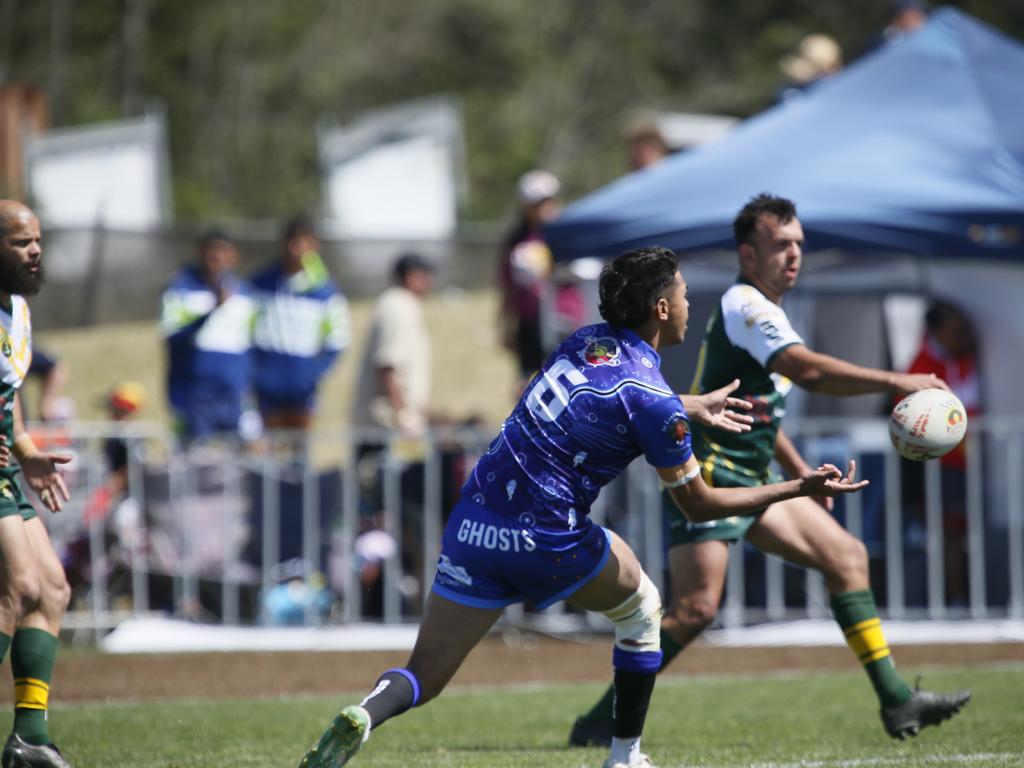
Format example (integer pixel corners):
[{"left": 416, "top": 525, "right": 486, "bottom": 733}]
[
  {"left": 579, "top": 336, "right": 621, "bottom": 367},
  {"left": 0, "top": 329, "right": 11, "bottom": 357},
  {"left": 666, "top": 415, "right": 689, "bottom": 445}
]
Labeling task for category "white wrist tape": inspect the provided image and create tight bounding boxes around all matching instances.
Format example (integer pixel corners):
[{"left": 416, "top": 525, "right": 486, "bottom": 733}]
[{"left": 662, "top": 465, "right": 701, "bottom": 489}]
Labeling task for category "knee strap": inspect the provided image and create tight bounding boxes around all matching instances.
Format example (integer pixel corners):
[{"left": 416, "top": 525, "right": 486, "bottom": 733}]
[{"left": 602, "top": 572, "right": 662, "bottom": 657}]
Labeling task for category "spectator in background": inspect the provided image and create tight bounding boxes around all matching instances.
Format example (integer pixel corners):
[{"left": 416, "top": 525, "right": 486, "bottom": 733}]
[
  {"left": 77, "top": 383, "right": 147, "bottom": 597},
  {"left": 884, "top": 0, "right": 928, "bottom": 39},
  {"left": 25, "top": 349, "right": 70, "bottom": 422},
  {"left": 904, "top": 300, "right": 981, "bottom": 605},
  {"left": 352, "top": 254, "right": 435, "bottom": 611},
  {"left": 624, "top": 118, "right": 670, "bottom": 172},
  {"left": 353, "top": 254, "right": 435, "bottom": 437},
  {"left": 779, "top": 33, "right": 843, "bottom": 100},
  {"left": 861, "top": 0, "right": 929, "bottom": 57},
  {"left": 99, "top": 381, "right": 146, "bottom": 509},
  {"left": 252, "top": 216, "right": 350, "bottom": 433},
  {"left": 498, "top": 170, "right": 561, "bottom": 390},
  {"left": 162, "top": 230, "right": 256, "bottom": 445}
]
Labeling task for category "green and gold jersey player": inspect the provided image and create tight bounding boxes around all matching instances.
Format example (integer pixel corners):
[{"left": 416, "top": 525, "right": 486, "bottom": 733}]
[
  {"left": 669, "top": 279, "right": 800, "bottom": 544},
  {"left": 0, "top": 199, "right": 76, "bottom": 768}
]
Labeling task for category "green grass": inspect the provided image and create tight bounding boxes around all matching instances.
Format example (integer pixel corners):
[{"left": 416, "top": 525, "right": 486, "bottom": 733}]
[{"left": 46, "top": 664, "right": 1024, "bottom": 767}]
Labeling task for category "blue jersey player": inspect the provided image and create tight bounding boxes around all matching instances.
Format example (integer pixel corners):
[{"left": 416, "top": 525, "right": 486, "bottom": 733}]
[{"left": 297, "top": 246, "right": 868, "bottom": 768}]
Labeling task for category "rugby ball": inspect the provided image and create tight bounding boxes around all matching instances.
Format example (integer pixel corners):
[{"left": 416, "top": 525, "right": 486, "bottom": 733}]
[{"left": 889, "top": 389, "right": 967, "bottom": 461}]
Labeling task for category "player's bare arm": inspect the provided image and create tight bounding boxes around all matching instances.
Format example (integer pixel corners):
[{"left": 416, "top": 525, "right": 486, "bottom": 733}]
[
  {"left": 680, "top": 378, "right": 754, "bottom": 434},
  {"left": 774, "top": 426, "right": 835, "bottom": 511},
  {"left": 771, "top": 344, "right": 948, "bottom": 397},
  {"left": 11, "top": 395, "right": 71, "bottom": 512},
  {"left": 773, "top": 427, "right": 810, "bottom": 477},
  {"left": 657, "top": 455, "right": 866, "bottom": 524}
]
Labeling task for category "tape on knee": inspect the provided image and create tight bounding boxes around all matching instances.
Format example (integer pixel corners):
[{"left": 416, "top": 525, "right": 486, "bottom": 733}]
[{"left": 603, "top": 573, "right": 663, "bottom": 674}]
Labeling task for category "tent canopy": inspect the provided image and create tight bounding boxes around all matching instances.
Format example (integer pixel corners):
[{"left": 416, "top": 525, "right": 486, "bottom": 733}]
[{"left": 547, "top": 8, "right": 1024, "bottom": 261}]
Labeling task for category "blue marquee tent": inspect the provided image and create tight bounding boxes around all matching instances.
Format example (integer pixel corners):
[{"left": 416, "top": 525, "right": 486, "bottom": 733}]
[{"left": 547, "top": 8, "right": 1024, "bottom": 261}]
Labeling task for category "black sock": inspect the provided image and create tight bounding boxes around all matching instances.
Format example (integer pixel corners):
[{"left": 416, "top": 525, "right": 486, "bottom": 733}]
[
  {"left": 612, "top": 668, "right": 657, "bottom": 739},
  {"left": 359, "top": 668, "right": 421, "bottom": 729}
]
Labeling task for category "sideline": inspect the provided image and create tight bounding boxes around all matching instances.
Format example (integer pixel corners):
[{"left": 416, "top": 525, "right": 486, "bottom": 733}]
[{"left": 101, "top": 616, "right": 1024, "bottom": 654}]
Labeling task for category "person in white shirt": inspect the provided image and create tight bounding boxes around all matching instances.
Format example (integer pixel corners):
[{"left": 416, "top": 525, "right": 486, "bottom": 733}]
[{"left": 353, "top": 254, "right": 435, "bottom": 437}]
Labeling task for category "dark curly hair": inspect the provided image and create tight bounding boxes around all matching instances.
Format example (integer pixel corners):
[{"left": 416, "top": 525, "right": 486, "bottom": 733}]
[
  {"left": 733, "top": 193, "right": 797, "bottom": 247},
  {"left": 598, "top": 246, "right": 679, "bottom": 329}
]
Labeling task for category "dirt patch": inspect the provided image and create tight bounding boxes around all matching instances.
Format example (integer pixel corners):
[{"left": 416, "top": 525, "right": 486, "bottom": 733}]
[{"left": 52, "top": 636, "right": 1024, "bottom": 704}]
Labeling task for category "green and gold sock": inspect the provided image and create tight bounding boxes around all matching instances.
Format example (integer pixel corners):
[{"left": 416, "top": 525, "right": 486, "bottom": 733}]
[
  {"left": 831, "top": 589, "right": 912, "bottom": 708},
  {"left": 580, "top": 627, "right": 686, "bottom": 724},
  {"left": 11, "top": 628, "right": 59, "bottom": 746}
]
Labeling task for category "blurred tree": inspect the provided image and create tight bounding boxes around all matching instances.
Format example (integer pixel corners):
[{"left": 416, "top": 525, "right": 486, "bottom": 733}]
[{"left": 0, "top": 0, "right": 1019, "bottom": 223}]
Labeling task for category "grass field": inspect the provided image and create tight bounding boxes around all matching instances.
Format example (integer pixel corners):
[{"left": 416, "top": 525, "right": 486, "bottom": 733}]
[{"left": 50, "top": 663, "right": 1022, "bottom": 768}]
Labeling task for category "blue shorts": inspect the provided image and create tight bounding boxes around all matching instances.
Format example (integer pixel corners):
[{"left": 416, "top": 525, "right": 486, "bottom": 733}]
[
  {"left": 431, "top": 496, "right": 610, "bottom": 610},
  {"left": 256, "top": 390, "right": 316, "bottom": 413}
]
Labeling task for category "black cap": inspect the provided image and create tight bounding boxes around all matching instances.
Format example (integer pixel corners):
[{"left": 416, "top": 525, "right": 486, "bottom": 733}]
[{"left": 393, "top": 253, "right": 435, "bottom": 281}]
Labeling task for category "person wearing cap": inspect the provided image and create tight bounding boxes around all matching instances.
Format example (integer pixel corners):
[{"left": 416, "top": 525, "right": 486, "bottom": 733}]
[
  {"left": 778, "top": 33, "right": 843, "bottom": 100},
  {"left": 352, "top": 253, "right": 435, "bottom": 438},
  {"left": 498, "top": 170, "right": 562, "bottom": 390},
  {"left": 103, "top": 381, "right": 145, "bottom": 485},
  {"left": 81, "top": 382, "right": 146, "bottom": 526},
  {"left": 251, "top": 216, "right": 350, "bottom": 433},
  {"left": 161, "top": 230, "right": 257, "bottom": 445}
]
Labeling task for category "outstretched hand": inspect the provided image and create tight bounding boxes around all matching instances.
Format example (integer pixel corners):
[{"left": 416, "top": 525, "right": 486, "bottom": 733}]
[
  {"left": 21, "top": 452, "right": 72, "bottom": 512},
  {"left": 800, "top": 460, "right": 869, "bottom": 498},
  {"left": 682, "top": 379, "right": 754, "bottom": 435}
]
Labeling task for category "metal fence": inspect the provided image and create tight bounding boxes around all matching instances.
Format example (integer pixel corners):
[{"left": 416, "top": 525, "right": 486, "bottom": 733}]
[{"left": 34, "top": 416, "right": 1024, "bottom": 638}]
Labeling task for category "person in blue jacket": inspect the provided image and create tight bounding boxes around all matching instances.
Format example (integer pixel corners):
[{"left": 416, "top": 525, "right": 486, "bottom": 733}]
[
  {"left": 161, "top": 230, "right": 256, "bottom": 444},
  {"left": 251, "top": 216, "right": 350, "bottom": 432}
]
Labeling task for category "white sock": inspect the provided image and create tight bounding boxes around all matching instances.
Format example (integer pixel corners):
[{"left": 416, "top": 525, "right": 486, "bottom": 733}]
[{"left": 609, "top": 735, "right": 641, "bottom": 765}]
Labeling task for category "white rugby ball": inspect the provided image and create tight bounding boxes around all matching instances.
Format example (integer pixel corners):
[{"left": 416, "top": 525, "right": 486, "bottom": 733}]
[{"left": 889, "top": 388, "right": 967, "bottom": 461}]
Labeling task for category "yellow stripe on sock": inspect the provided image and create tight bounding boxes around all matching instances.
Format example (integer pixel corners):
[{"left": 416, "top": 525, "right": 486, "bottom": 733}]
[
  {"left": 844, "top": 618, "right": 891, "bottom": 665},
  {"left": 859, "top": 647, "right": 892, "bottom": 664},
  {"left": 843, "top": 617, "right": 881, "bottom": 638},
  {"left": 14, "top": 677, "right": 49, "bottom": 711}
]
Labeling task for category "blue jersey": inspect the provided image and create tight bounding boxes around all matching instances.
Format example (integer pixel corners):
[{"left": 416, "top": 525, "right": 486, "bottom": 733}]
[
  {"left": 463, "top": 323, "right": 692, "bottom": 547},
  {"left": 161, "top": 266, "right": 256, "bottom": 437},
  {"left": 250, "top": 258, "right": 350, "bottom": 405}
]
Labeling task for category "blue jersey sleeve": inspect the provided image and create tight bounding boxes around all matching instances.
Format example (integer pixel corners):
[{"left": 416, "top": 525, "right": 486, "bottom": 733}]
[{"left": 631, "top": 396, "right": 693, "bottom": 469}]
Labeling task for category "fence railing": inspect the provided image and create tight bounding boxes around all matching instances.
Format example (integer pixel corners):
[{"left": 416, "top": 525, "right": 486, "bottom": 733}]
[{"left": 32, "top": 416, "right": 1024, "bottom": 637}]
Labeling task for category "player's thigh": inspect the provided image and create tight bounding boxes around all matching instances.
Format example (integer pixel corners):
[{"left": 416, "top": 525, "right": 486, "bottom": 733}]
[
  {"left": 566, "top": 530, "right": 644, "bottom": 613},
  {"left": 0, "top": 515, "right": 36, "bottom": 596},
  {"left": 406, "top": 591, "right": 502, "bottom": 700},
  {"left": 746, "top": 496, "right": 861, "bottom": 572},
  {"left": 667, "top": 540, "right": 730, "bottom": 609},
  {"left": 23, "top": 518, "right": 67, "bottom": 599}
]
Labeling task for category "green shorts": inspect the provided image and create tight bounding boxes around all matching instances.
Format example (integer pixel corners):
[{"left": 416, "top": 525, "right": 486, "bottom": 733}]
[
  {"left": 666, "top": 460, "right": 775, "bottom": 546},
  {"left": 0, "top": 475, "right": 38, "bottom": 521}
]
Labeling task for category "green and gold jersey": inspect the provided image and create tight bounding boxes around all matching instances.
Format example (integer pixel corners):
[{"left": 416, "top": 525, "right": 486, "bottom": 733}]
[
  {"left": 0, "top": 296, "right": 31, "bottom": 475},
  {"left": 689, "top": 280, "right": 802, "bottom": 480}
]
